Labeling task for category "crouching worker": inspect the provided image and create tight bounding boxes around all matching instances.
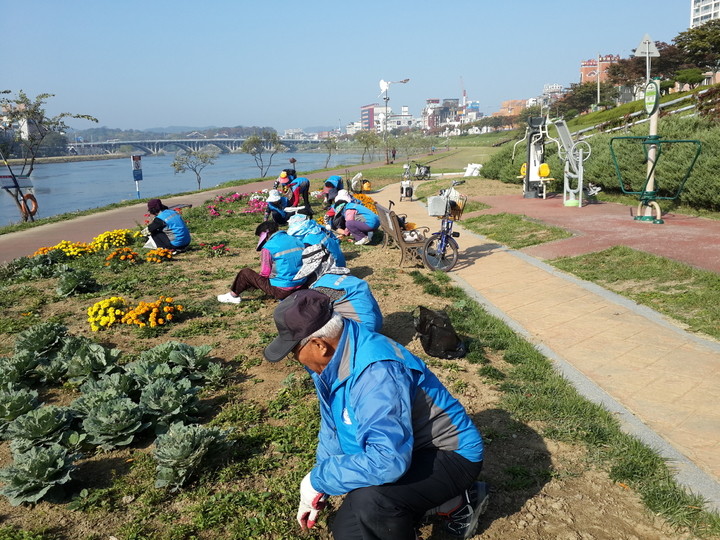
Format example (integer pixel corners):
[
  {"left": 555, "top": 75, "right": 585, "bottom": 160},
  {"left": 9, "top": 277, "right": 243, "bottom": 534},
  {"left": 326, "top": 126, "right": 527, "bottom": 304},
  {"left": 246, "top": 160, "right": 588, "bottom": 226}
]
[
  {"left": 293, "top": 244, "right": 381, "bottom": 332},
  {"left": 334, "top": 190, "right": 379, "bottom": 246},
  {"left": 265, "top": 189, "right": 291, "bottom": 226},
  {"left": 287, "top": 213, "right": 346, "bottom": 267},
  {"left": 144, "top": 198, "right": 191, "bottom": 252},
  {"left": 217, "top": 221, "right": 306, "bottom": 304},
  {"left": 263, "top": 290, "right": 488, "bottom": 540}
]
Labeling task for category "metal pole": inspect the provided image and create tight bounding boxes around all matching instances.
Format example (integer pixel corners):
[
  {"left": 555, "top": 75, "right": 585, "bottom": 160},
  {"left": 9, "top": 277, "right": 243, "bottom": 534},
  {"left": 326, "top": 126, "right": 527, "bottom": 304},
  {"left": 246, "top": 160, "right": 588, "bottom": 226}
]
[
  {"left": 597, "top": 53, "right": 601, "bottom": 106},
  {"left": 384, "top": 91, "right": 390, "bottom": 165}
]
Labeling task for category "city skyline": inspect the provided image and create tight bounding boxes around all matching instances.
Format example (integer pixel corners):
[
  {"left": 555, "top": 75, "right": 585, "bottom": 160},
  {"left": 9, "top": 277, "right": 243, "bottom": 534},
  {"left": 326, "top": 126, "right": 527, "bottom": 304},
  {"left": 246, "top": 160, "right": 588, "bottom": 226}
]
[{"left": 5, "top": 0, "right": 687, "bottom": 133}]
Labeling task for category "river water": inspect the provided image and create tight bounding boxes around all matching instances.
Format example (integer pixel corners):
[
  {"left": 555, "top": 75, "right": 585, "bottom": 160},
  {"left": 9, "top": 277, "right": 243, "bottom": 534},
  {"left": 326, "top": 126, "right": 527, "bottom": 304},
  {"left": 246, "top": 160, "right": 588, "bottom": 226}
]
[{"left": 0, "top": 152, "right": 365, "bottom": 225}]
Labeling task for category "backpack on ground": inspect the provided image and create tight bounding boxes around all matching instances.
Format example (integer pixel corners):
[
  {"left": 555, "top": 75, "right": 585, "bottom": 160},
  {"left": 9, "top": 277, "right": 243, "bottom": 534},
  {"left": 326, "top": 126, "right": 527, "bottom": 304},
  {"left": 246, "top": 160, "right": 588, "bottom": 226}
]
[{"left": 412, "top": 306, "right": 466, "bottom": 359}]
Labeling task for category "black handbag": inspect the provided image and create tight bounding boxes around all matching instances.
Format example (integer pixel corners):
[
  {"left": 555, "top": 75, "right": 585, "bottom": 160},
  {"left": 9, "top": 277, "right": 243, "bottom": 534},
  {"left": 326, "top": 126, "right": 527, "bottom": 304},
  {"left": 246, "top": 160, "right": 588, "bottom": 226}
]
[{"left": 413, "top": 306, "right": 466, "bottom": 359}]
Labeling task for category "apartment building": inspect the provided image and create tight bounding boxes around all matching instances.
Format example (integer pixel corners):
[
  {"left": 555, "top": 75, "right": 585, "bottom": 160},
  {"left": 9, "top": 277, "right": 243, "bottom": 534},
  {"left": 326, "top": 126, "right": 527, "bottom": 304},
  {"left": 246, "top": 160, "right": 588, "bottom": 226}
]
[{"left": 691, "top": 0, "right": 720, "bottom": 27}]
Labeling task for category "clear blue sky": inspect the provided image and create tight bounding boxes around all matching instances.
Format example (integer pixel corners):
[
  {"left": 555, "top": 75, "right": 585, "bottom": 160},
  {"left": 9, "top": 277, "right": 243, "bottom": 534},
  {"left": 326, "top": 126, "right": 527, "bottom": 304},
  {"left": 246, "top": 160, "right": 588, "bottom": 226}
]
[{"left": 5, "top": 0, "right": 688, "bottom": 133}]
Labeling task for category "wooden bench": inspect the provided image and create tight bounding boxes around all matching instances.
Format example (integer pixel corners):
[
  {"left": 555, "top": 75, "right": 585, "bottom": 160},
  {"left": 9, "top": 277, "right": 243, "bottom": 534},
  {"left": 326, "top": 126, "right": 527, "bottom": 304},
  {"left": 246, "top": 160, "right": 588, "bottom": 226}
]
[{"left": 376, "top": 204, "right": 430, "bottom": 267}]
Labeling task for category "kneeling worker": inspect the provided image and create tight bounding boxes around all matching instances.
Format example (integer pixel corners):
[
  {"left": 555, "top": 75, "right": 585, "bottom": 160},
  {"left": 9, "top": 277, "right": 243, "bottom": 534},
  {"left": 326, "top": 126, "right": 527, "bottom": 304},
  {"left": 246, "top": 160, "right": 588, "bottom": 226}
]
[
  {"left": 144, "top": 198, "right": 191, "bottom": 252},
  {"left": 264, "top": 290, "right": 489, "bottom": 540}
]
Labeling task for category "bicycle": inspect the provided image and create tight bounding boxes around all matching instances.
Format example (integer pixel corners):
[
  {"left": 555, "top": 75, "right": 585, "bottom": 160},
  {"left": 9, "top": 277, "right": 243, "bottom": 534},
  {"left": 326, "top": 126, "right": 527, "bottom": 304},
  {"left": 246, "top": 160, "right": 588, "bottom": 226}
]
[
  {"left": 421, "top": 179, "right": 466, "bottom": 272},
  {"left": 403, "top": 160, "right": 431, "bottom": 182}
]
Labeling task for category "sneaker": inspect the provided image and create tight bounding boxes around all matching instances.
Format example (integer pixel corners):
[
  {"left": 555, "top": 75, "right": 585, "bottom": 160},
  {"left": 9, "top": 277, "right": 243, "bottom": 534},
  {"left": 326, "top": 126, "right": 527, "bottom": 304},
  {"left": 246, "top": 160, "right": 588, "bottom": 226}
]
[
  {"left": 217, "top": 292, "right": 242, "bottom": 304},
  {"left": 354, "top": 236, "right": 370, "bottom": 245},
  {"left": 443, "top": 482, "right": 489, "bottom": 539}
]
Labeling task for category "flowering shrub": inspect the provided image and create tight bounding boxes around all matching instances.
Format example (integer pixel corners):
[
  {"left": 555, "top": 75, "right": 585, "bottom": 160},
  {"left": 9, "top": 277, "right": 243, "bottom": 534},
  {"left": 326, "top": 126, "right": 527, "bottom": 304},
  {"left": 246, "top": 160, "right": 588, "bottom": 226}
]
[
  {"left": 87, "top": 296, "right": 129, "bottom": 331},
  {"left": 105, "top": 247, "right": 141, "bottom": 269},
  {"left": 198, "top": 243, "right": 230, "bottom": 257},
  {"left": 121, "top": 296, "right": 183, "bottom": 328},
  {"left": 32, "top": 247, "right": 54, "bottom": 257},
  {"left": 146, "top": 248, "right": 174, "bottom": 263},
  {"left": 91, "top": 229, "right": 134, "bottom": 251},
  {"left": 53, "top": 240, "right": 96, "bottom": 259},
  {"left": 353, "top": 193, "right": 378, "bottom": 215}
]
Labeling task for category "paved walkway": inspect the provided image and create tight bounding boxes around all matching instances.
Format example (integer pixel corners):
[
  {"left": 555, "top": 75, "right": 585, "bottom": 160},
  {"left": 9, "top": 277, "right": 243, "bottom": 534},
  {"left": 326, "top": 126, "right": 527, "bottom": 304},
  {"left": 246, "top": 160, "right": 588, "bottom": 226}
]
[
  {"left": 372, "top": 186, "right": 720, "bottom": 511},
  {"left": 2, "top": 172, "right": 720, "bottom": 510}
]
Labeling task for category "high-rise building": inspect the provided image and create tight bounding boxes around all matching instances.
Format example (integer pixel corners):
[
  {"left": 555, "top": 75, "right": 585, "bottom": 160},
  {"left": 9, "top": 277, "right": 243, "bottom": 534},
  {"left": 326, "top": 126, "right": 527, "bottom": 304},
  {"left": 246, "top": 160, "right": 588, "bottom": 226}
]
[{"left": 691, "top": 0, "right": 720, "bottom": 27}]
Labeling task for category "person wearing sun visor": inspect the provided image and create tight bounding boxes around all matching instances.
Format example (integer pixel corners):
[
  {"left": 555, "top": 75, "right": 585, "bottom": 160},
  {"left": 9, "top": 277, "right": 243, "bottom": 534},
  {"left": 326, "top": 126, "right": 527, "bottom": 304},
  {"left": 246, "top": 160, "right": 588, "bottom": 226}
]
[{"left": 216, "top": 221, "right": 306, "bottom": 304}]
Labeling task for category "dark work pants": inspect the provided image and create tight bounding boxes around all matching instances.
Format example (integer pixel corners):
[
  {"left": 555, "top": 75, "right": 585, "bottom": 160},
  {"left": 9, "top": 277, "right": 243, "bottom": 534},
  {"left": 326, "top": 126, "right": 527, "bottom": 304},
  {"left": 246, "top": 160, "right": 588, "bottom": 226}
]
[
  {"left": 230, "top": 268, "right": 299, "bottom": 300},
  {"left": 331, "top": 450, "right": 483, "bottom": 540}
]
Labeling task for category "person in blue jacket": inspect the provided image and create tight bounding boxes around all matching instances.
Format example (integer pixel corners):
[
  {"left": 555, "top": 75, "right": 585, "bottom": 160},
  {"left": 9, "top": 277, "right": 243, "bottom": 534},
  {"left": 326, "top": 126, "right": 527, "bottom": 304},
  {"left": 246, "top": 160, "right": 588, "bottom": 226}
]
[
  {"left": 334, "top": 190, "right": 379, "bottom": 245},
  {"left": 265, "top": 189, "right": 291, "bottom": 226},
  {"left": 145, "top": 198, "right": 191, "bottom": 252},
  {"left": 280, "top": 174, "right": 312, "bottom": 214},
  {"left": 287, "top": 214, "right": 346, "bottom": 267},
  {"left": 323, "top": 174, "right": 344, "bottom": 209},
  {"left": 217, "top": 221, "right": 306, "bottom": 303},
  {"left": 264, "top": 290, "right": 488, "bottom": 540},
  {"left": 292, "top": 243, "right": 381, "bottom": 332}
]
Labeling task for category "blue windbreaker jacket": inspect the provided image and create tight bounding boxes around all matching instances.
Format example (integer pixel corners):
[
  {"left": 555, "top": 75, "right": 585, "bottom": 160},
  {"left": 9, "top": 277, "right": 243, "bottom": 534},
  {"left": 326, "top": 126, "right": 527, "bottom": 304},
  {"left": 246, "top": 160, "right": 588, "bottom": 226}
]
[
  {"left": 308, "top": 320, "right": 483, "bottom": 496},
  {"left": 156, "top": 209, "right": 191, "bottom": 247},
  {"left": 311, "top": 274, "right": 382, "bottom": 332},
  {"left": 263, "top": 232, "right": 306, "bottom": 288}
]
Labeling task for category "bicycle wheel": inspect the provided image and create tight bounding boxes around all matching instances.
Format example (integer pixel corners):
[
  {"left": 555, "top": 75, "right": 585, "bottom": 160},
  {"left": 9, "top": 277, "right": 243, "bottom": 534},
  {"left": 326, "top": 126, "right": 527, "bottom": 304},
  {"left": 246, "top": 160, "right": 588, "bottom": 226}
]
[{"left": 421, "top": 234, "right": 459, "bottom": 272}]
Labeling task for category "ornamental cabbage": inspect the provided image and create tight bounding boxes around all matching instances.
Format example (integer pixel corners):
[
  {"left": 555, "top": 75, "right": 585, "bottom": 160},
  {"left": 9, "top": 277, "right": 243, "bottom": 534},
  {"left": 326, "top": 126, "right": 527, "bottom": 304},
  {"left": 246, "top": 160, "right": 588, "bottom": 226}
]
[
  {"left": 55, "top": 268, "right": 100, "bottom": 297},
  {"left": 65, "top": 342, "right": 121, "bottom": 385},
  {"left": 125, "top": 359, "right": 184, "bottom": 386},
  {"left": 153, "top": 421, "right": 233, "bottom": 491},
  {"left": 14, "top": 322, "right": 68, "bottom": 358},
  {"left": 4, "top": 405, "right": 75, "bottom": 453},
  {"left": 0, "top": 443, "right": 81, "bottom": 506},
  {"left": 140, "top": 378, "right": 200, "bottom": 434},
  {"left": 82, "top": 397, "right": 150, "bottom": 451},
  {"left": 0, "top": 384, "right": 39, "bottom": 434}
]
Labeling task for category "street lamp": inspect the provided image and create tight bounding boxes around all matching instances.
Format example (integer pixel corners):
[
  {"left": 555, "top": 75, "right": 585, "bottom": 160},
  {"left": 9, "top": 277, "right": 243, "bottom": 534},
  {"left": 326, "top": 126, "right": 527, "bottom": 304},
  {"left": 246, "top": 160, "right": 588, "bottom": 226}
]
[{"left": 379, "top": 78, "right": 409, "bottom": 164}]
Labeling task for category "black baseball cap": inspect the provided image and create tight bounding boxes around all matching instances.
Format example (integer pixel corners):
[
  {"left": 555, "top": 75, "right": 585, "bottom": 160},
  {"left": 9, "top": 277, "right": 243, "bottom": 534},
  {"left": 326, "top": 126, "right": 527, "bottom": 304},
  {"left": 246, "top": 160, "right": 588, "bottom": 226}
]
[{"left": 264, "top": 290, "right": 334, "bottom": 363}]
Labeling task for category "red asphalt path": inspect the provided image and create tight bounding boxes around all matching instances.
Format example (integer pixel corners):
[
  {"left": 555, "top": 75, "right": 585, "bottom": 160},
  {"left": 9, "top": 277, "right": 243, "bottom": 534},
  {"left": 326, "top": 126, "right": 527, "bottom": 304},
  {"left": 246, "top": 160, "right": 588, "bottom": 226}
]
[{"left": 474, "top": 192, "right": 720, "bottom": 273}]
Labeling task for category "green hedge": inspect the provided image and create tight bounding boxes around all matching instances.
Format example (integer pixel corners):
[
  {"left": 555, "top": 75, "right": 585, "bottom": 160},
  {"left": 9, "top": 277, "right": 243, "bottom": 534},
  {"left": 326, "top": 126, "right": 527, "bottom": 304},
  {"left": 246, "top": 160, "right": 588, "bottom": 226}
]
[{"left": 482, "top": 115, "right": 720, "bottom": 211}]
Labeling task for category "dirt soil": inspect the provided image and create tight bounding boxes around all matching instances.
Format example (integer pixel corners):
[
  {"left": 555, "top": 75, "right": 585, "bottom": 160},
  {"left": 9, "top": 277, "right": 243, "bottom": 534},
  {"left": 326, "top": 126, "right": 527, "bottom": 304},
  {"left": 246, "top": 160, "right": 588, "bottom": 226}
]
[{"left": 0, "top": 176, "right": 691, "bottom": 540}]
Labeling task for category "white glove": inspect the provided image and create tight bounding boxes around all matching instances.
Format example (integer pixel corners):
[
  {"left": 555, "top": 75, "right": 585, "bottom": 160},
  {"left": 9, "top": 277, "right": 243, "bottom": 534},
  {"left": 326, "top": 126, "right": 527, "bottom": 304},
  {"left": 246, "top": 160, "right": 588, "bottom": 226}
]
[
  {"left": 297, "top": 473, "right": 327, "bottom": 530},
  {"left": 141, "top": 227, "right": 150, "bottom": 236}
]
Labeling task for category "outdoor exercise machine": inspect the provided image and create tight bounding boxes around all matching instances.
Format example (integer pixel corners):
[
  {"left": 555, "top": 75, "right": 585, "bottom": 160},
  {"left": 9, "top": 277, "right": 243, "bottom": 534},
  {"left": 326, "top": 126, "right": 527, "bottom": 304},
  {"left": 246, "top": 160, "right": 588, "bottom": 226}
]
[
  {"left": 553, "top": 119, "right": 592, "bottom": 207},
  {"left": 512, "top": 116, "right": 552, "bottom": 199},
  {"left": 609, "top": 79, "right": 701, "bottom": 224}
]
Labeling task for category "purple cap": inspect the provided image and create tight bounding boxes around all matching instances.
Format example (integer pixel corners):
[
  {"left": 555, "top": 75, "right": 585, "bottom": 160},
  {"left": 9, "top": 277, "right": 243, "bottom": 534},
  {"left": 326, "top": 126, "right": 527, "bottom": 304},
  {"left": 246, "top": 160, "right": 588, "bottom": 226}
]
[
  {"left": 147, "top": 199, "right": 163, "bottom": 213},
  {"left": 264, "top": 290, "right": 333, "bottom": 363}
]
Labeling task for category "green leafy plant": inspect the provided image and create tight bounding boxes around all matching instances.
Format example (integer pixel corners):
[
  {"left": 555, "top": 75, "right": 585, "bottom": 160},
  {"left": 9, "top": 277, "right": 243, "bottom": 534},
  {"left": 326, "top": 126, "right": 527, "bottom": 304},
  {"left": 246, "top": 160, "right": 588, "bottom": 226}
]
[
  {"left": 4, "top": 405, "right": 75, "bottom": 453},
  {"left": 125, "top": 359, "right": 184, "bottom": 386},
  {"left": 140, "top": 378, "right": 200, "bottom": 434},
  {"left": 153, "top": 421, "right": 233, "bottom": 491},
  {"left": 82, "top": 397, "right": 150, "bottom": 451},
  {"left": 0, "top": 351, "right": 40, "bottom": 386},
  {"left": 65, "top": 342, "right": 122, "bottom": 385},
  {"left": 13, "top": 322, "right": 68, "bottom": 358},
  {"left": 70, "top": 389, "right": 126, "bottom": 419},
  {"left": 0, "top": 443, "right": 81, "bottom": 506},
  {"left": 81, "top": 372, "right": 138, "bottom": 399},
  {"left": 0, "top": 384, "right": 39, "bottom": 433},
  {"left": 139, "top": 341, "right": 215, "bottom": 380},
  {"left": 55, "top": 268, "right": 100, "bottom": 297}
]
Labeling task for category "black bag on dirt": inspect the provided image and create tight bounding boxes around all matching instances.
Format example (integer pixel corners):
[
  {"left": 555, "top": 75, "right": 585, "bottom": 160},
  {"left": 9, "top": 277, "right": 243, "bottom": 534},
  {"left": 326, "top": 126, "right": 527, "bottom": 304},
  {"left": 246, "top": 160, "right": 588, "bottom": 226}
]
[{"left": 412, "top": 306, "right": 466, "bottom": 359}]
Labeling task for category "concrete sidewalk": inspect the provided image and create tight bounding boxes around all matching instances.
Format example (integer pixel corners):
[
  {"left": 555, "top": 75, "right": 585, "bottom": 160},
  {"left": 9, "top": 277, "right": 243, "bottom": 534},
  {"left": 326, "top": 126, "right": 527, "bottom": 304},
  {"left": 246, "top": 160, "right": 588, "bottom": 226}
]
[{"left": 373, "top": 186, "right": 720, "bottom": 511}]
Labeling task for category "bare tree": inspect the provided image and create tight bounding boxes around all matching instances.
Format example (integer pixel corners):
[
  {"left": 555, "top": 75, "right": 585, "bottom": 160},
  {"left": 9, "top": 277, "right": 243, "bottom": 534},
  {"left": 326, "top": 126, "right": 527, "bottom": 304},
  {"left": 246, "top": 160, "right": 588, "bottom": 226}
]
[
  {"left": 0, "top": 90, "right": 97, "bottom": 221},
  {"left": 323, "top": 136, "right": 338, "bottom": 168},
  {"left": 171, "top": 148, "right": 219, "bottom": 189},
  {"left": 240, "top": 130, "right": 286, "bottom": 177}
]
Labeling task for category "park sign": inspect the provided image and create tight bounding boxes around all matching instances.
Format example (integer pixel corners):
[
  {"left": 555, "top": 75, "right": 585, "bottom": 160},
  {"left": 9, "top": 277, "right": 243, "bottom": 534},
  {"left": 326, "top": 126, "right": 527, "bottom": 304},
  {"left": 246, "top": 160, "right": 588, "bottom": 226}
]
[
  {"left": 644, "top": 80, "right": 660, "bottom": 116},
  {"left": 131, "top": 155, "right": 143, "bottom": 181}
]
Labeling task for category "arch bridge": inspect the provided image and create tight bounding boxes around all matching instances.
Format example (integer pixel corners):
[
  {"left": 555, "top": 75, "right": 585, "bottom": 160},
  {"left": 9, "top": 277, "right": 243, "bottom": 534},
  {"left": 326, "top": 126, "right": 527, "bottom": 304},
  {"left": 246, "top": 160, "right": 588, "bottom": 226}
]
[{"left": 71, "top": 138, "right": 317, "bottom": 155}]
